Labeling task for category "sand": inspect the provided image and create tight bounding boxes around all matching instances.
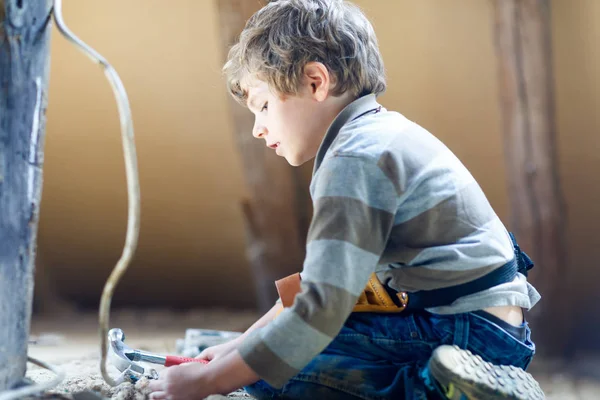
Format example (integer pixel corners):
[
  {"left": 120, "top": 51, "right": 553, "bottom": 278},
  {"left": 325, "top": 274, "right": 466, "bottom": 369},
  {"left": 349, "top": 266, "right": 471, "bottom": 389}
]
[
  {"left": 22, "top": 308, "right": 259, "bottom": 399},
  {"left": 26, "top": 358, "right": 150, "bottom": 399},
  {"left": 26, "top": 358, "right": 251, "bottom": 399}
]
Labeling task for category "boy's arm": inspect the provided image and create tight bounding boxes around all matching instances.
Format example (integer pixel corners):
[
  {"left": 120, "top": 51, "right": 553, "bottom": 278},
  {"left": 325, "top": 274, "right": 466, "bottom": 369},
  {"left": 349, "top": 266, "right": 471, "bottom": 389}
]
[
  {"left": 148, "top": 305, "right": 282, "bottom": 399},
  {"left": 196, "top": 302, "right": 282, "bottom": 361},
  {"left": 237, "top": 154, "right": 397, "bottom": 388},
  {"left": 240, "top": 302, "right": 282, "bottom": 339}
]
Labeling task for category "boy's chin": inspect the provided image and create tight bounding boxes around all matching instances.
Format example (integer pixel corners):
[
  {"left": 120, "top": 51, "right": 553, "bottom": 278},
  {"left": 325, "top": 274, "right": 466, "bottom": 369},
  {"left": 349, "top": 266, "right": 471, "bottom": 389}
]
[
  {"left": 285, "top": 153, "right": 310, "bottom": 167},
  {"left": 285, "top": 158, "right": 302, "bottom": 167}
]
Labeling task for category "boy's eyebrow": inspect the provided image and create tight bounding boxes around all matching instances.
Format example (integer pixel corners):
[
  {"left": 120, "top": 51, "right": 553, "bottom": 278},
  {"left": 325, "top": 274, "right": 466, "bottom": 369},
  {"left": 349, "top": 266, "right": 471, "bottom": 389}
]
[{"left": 247, "top": 94, "right": 258, "bottom": 111}]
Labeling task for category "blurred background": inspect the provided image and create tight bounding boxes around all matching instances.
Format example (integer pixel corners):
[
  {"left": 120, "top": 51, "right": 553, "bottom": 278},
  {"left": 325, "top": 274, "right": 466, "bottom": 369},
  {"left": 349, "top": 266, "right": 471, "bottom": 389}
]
[{"left": 32, "top": 0, "right": 600, "bottom": 390}]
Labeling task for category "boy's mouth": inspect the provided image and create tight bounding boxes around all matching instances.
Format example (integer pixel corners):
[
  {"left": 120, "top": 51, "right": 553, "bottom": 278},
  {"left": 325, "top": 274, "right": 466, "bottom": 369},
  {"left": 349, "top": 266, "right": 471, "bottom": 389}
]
[{"left": 267, "top": 142, "right": 280, "bottom": 149}]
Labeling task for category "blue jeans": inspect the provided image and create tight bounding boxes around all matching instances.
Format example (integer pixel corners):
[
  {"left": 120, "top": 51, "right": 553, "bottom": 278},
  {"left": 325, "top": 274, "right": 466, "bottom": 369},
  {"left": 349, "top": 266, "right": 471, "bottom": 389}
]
[{"left": 244, "top": 310, "right": 535, "bottom": 400}]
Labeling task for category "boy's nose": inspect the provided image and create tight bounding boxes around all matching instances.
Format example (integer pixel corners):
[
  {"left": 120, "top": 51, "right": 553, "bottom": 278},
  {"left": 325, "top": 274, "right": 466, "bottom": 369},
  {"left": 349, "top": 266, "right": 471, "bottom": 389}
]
[{"left": 253, "top": 122, "right": 267, "bottom": 139}]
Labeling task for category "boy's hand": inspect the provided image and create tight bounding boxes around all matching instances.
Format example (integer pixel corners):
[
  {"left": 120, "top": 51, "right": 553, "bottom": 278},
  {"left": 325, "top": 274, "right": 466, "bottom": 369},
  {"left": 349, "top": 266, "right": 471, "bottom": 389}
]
[
  {"left": 148, "top": 362, "right": 207, "bottom": 400},
  {"left": 148, "top": 349, "right": 259, "bottom": 400},
  {"left": 196, "top": 338, "right": 239, "bottom": 362}
]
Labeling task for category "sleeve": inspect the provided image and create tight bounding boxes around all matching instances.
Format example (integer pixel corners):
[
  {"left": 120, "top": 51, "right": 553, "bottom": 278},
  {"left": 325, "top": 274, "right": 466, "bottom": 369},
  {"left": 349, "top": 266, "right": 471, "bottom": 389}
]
[{"left": 237, "top": 154, "right": 398, "bottom": 388}]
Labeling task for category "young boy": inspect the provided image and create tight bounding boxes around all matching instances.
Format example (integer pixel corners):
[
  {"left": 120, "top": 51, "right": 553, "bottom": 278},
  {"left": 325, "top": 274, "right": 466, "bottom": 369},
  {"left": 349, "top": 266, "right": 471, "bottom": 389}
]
[{"left": 148, "top": 0, "right": 544, "bottom": 399}]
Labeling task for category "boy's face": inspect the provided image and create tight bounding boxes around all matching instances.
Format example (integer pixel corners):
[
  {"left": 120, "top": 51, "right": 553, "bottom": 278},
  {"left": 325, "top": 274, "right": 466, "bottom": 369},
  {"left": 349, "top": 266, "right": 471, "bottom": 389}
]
[{"left": 245, "top": 68, "right": 350, "bottom": 166}]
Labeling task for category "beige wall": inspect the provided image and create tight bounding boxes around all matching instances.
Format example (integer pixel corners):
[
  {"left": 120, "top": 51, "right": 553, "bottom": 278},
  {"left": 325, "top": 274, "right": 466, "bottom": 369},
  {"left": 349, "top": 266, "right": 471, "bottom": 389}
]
[
  {"left": 552, "top": 0, "right": 600, "bottom": 345},
  {"left": 38, "top": 0, "right": 600, "bottom": 333},
  {"left": 356, "top": 0, "right": 508, "bottom": 219},
  {"left": 40, "top": 0, "right": 252, "bottom": 308}
]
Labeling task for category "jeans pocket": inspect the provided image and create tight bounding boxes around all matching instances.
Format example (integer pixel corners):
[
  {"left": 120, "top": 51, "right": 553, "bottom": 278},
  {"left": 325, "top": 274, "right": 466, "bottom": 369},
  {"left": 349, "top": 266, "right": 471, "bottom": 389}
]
[{"left": 468, "top": 312, "right": 535, "bottom": 368}]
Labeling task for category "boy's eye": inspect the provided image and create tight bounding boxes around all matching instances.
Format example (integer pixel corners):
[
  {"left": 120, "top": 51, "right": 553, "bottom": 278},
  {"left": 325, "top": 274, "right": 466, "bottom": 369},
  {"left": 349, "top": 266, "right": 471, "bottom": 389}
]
[{"left": 261, "top": 102, "right": 268, "bottom": 112}]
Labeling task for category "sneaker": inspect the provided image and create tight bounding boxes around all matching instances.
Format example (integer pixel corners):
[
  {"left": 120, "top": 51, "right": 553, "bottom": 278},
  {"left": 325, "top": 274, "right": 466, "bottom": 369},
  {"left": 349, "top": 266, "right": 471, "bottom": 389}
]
[{"left": 427, "top": 345, "right": 545, "bottom": 400}]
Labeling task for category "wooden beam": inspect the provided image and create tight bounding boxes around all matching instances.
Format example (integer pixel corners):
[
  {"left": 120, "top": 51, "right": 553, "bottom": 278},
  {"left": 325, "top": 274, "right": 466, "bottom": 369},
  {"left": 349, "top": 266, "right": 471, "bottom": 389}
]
[
  {"left": 493, "top": 0, "right": 569, "bottom": 355},
  {"left": 0, "top": 0, "right": 53, "bottom": 390},
  {"left": 215, "top": 0, "right": 307, "bottom": 312}
]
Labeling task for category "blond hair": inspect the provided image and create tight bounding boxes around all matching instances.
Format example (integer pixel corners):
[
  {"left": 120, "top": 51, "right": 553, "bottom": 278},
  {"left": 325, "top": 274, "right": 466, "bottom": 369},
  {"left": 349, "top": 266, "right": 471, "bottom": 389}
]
[{"left": 224, "top": 0, "right": 386, "bottom": 105}]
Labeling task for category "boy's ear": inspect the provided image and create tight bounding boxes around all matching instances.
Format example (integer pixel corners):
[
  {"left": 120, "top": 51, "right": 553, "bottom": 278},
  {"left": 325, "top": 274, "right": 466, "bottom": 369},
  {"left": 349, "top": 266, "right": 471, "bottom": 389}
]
[{"left": 303, "top": 62, "right": 331, "bottom": 102}]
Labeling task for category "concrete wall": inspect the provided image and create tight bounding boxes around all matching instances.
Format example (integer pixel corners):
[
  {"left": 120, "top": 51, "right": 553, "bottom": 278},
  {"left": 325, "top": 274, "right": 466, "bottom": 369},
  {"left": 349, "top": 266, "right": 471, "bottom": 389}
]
[{"left": 38, "top": 0, "right": 600, "bottom": 342}]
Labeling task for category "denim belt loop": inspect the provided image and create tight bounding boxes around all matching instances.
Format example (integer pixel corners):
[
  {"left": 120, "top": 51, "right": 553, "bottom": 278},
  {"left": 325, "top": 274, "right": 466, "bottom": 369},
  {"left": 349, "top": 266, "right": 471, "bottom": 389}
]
[{"left": 452, "top": 313, "right": 470, "bottom": 348}]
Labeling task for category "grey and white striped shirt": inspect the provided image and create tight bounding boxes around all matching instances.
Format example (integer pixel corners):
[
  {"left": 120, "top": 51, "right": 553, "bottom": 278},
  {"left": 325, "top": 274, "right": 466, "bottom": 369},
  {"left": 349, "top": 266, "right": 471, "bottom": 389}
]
[{"left": 238, "top": 94, "right": 540, "bottom": 388}]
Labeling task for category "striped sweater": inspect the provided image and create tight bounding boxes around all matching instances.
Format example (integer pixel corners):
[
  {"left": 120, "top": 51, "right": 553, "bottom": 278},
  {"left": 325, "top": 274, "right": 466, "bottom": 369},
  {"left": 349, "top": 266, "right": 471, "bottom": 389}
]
[{"left": 238, "top": 94, "right": 540, "bottom": 388}]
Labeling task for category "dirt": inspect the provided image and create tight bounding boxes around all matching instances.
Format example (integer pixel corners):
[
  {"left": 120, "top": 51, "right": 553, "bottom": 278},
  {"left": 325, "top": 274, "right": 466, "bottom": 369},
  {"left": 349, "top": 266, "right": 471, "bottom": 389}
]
[
  {"left": 23, "top": 308, "right": 259, "bottom": 399},
  {"left": 26, "top": 359, "right": 148, "bottom": 399},
  {"left": 26, "top": 357, "right": 253, "bottom": 399}
]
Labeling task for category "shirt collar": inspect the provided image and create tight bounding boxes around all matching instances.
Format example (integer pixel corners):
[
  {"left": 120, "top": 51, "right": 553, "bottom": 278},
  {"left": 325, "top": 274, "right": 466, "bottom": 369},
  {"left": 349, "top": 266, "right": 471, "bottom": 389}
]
[{"left": 312, "top": 94, "right": 382, "bottom": 176}]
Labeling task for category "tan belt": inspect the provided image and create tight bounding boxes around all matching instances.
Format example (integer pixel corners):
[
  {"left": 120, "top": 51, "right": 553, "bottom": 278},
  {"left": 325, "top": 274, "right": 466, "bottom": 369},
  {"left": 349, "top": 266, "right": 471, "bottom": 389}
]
[{"left": 274, "top": 272, "right": 408, "bottom": 315}]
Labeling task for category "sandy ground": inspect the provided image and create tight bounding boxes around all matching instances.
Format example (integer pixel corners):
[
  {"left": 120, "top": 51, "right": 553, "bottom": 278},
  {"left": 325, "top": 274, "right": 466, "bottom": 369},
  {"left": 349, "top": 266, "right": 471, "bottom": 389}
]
[
  {"left": 24, "top": 309, "right": 258, "bottom": 399},
  {"left": 15, "top": 309, "right": 600, "bottom": 399}
]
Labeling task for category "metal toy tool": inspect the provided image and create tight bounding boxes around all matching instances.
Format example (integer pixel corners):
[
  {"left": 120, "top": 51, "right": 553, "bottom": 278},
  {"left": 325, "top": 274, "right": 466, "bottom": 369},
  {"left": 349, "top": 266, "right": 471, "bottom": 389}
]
[{"left": 107, "top": 328, "right": 208, "bottom": 383}]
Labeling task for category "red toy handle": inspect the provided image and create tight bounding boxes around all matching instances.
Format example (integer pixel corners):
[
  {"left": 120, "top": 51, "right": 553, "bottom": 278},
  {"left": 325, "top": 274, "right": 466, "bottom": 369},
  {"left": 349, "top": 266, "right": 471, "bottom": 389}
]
[{"left": 164, "top": 355, "right": 209, "bottom": 367}]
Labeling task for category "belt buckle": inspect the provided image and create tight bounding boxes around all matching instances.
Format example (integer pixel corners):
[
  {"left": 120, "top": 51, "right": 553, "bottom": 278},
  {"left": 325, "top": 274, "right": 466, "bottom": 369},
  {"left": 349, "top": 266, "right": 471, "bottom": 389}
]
[{"left": 396, "top": 292, "right": 408, "bottom": 311}]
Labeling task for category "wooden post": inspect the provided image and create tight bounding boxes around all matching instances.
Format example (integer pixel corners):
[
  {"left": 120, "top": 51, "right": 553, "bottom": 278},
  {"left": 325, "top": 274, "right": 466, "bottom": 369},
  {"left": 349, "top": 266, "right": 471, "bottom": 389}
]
[
  {"left": 0, "top": 0, "right": 53, "bottom": 390},
  {"left": 493, "top": 0, "right": 568, "bottom": 355},
  {"left": 216, "top": 0, "right": 307, "bottom": 312}
]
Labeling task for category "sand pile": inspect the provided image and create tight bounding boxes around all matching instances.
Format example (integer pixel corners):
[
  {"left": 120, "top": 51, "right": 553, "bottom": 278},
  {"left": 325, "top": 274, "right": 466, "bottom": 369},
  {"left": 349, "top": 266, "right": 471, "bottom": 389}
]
[
  {"left": 25, "top": 308, "right": 261, "bottom": 399},
  {"left": 26, "top": 357, "right": 252, "bottom": 399},
  {"left": 27, "top": 358, "right": 151, "bottom": 399}
]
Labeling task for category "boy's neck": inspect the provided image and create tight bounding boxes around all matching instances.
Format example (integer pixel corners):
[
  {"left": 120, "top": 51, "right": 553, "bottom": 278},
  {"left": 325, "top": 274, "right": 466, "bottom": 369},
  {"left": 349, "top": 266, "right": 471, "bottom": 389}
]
[{"left": 328, "top": 93, "right": 359, "bottom": 120}]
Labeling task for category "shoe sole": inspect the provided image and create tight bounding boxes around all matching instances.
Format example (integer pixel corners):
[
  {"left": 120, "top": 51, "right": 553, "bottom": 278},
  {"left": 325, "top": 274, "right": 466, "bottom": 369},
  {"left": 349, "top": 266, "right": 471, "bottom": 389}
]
[{"left": 428, "top": 345, "right": 545, "bottom": 400}]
